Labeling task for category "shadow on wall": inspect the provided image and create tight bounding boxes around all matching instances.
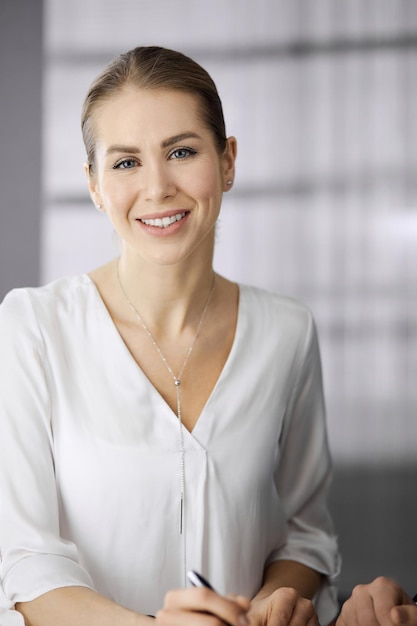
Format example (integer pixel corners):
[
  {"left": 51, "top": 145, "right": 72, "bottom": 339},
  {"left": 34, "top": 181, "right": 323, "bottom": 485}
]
[{"left": 329, "top": 463, "right": 417, "bottom": 602}]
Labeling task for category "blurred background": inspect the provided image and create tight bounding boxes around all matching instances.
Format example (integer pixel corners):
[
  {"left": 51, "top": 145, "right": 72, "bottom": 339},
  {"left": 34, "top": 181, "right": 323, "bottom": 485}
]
[{"left": 1, "top": 0, "right": 416, "bottom": 602}]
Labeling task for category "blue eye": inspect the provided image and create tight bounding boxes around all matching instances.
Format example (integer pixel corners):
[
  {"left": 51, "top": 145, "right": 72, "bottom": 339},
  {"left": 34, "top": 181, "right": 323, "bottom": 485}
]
[
  {"left": 113, "top": 158, "right": 138, "bottom": 170},
  {"left": 169, "top": 147, "right": 197, "bottom": 160}
]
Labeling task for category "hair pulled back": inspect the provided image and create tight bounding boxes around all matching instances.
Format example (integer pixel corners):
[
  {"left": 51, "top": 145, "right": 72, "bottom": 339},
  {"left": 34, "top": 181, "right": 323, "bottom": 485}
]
[{"left": 81, "top": 46, "right": 227, "bottom": 171}]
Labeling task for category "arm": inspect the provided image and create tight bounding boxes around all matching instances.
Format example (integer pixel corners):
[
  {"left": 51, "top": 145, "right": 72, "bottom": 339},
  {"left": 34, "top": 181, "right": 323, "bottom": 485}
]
[
  {"left": 252, "top": 311, "right": 339, "bottom": 626},
  {"left": 16, "top": 587, "right": 154, "bottom": 626},
  {"left": 0, "top": 292, "right": 91, "bottom": 609},
  {"left": 253, "top": 560, "right": 322, "bottom": 600},
  {"left": 0, "top": 292, "right": 144, "bottom": 622},
  {"left": 336, "top": 577, "right": 417, "bottom": 626}
]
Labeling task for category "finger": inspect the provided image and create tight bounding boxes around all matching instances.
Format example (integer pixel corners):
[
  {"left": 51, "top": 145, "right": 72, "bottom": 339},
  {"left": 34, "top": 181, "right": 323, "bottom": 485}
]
[
  {"left": 156, "top": 607, "right": 227, "bottom": 626},
  {"left": 156, "top": 607, "right": 229, "bottom": 626},
  {"left": 371, "top": 578, "right": 408, "bottom": 625},
  {"left": 338, "top": 585, "right": 378, "bottom": 626},
  {"left": 287, "top": 596, "right": 318, "bottom": 626},
  {"left": 163, "top": 588, "right": 249, "bottom": 626},
  {"left": 263, "top": 588, "right": 311, "bottom": 626},
  {"left": 391, "top": 605, "right": 417, "bottom": 626},
  {"left": 226, "top": 594, "right": 251, "bottom": 611}
]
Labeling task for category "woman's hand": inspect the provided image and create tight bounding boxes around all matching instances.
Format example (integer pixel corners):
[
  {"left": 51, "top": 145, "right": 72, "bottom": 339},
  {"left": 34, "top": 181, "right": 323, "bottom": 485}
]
[
  {"left": 156, "top": 587, "right": 251, "bottom": 626},
  {"left": 336, "top": 577, "right": 417, "bottom": 626},
  {"left": 248, "top": 560, "right": 321, "bottom": 626},
  {"left": 249, "top": 586, "right": 319, "bottom": 626}
]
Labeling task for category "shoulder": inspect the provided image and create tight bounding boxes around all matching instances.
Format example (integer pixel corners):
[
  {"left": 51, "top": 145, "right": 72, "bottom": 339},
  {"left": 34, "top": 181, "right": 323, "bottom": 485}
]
[
  {"left": 0, "top": 274, "right": 95, "bottom": 334},
  {"left": 237, "top": 284, "right": 320, "bottom": 369},
  {"left": 234, "top": 285, "right": 322, "bottom": 390},
  {"left": 239, "top": 283, "right": 314, "bottom": 332}
]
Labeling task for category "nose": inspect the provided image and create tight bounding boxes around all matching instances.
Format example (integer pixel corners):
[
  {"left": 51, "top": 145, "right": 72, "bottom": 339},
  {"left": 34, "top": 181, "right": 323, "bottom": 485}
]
[{"left": 143, "top": 162, "right": 177, "bottom": 203}]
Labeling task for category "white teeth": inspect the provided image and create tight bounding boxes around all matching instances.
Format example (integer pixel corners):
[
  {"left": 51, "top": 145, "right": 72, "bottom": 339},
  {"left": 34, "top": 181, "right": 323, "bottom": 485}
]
[{"left": 141, "top": 212, "right": 186, "bottom": 228}]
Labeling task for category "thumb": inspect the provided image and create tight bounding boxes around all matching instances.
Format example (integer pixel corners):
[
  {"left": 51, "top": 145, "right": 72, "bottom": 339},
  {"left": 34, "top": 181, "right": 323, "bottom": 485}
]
[{"left": 391, "top": 606, "right": 413, "bottom": 625}]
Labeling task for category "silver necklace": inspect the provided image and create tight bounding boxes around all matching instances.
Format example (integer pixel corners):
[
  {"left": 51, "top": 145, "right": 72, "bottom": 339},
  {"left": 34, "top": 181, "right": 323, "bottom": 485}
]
[{"left": 116, "top": 263, "right": 215, "bottom": 539}]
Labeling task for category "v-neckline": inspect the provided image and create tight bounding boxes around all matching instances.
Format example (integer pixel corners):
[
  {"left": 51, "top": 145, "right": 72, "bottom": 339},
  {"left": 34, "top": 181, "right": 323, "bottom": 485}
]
[{"left": 85, "top": 274, "right": 245, "bottom": 437}]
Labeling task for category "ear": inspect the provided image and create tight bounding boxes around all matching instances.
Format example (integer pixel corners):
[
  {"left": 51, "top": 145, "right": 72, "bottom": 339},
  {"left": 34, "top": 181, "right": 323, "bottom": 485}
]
[
  {"left": 84, "top": 161, "right": 103, "bottom": 210},
  {"left": 222, "top": 136, "right": 237, "bottom": 191}
]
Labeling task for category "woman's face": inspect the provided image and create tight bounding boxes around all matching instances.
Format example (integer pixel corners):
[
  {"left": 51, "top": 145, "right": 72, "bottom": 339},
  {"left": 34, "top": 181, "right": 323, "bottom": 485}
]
[{"left": 86, "top": 86, "right": 236, "bottom": 267}]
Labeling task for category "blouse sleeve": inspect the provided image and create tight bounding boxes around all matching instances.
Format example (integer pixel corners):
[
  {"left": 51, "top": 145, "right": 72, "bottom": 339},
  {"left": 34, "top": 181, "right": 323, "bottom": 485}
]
[
  {"left": 0, "top": 289, "right": 94, "bottom": 610},
  {"left": 268, "top": 310, "right": 341, "bottom": 623}
]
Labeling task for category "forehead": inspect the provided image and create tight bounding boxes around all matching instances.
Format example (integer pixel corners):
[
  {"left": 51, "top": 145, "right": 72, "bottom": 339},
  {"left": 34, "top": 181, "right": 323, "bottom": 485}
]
[{"left": 92, "top": 86, "right": 205, "bottom": 143}]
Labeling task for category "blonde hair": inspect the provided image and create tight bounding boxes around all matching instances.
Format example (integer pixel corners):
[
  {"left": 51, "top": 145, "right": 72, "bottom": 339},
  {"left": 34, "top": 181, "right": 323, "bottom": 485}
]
[{"left": 81, "top": 46, "right": 227, "bottom": 172}]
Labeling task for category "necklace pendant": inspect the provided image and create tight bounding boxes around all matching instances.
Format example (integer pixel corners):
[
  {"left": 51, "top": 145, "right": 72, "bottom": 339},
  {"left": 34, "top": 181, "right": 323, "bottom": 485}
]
[
  {"left": 174, "top": 379, "right": 181, "bottom": 386},
  {"left": 179, "top": 495, "right": 184, "bottom": 535}
]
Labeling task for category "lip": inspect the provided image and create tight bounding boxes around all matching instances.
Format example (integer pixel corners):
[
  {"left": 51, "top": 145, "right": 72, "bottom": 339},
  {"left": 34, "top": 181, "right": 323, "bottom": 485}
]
[
  {"left": 136, "top": 210, "right": 190, "bottom": 236},
  {"left": 137, "top": 208, "right": 190, "bottom": 221}
]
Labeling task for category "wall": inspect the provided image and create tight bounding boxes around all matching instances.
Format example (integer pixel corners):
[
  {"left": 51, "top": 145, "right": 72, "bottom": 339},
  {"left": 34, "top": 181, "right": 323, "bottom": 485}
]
[{"left": 0, "top": 0, "right": 43, "bottom": 298}]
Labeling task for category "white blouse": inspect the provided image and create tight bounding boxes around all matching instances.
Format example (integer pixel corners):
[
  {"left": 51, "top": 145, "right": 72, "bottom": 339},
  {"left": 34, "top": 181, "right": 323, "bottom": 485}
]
[{"left": 0, "top": 275, "right": 340, "bottom": 625}]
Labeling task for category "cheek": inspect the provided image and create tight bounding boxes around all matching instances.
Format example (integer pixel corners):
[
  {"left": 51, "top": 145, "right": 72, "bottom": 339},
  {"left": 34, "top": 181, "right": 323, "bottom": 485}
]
[
  {"left": 192, "top": 166, "right": 223, "bottom": 204},
  {"left": 101, "top": 180, "right": 136, "bottom": 212}
]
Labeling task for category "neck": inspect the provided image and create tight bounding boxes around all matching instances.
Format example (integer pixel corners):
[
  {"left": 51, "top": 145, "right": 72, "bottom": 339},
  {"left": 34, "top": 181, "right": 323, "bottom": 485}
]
[{"left": 116, "top": 255, "right": 215, "bottom": 335}]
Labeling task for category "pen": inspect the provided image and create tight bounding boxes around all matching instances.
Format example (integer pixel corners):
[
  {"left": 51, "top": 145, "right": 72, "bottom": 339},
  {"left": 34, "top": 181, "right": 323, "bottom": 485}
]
[
  {"left": 188, "top": 570, "right": 235, "bottom": 626},
  {"left": 187, "top": 569, "right": 216, "bottom": 591}
]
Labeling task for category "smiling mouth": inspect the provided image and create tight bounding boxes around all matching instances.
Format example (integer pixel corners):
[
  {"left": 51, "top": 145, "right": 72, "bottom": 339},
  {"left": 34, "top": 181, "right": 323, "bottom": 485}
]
[{"left": 139, "top": 212, "right": 187, "bottom": 228}]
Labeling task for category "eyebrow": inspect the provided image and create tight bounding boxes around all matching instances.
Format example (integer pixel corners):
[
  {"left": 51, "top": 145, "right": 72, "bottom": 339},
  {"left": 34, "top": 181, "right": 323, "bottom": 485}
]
[
  {"left": 161, "top": 132, "right": 201, "bottom": 148},
  {"left": 105, "top": 132, "right": 202, "bottom": 156},
  {"left": 105, "top": 144, "right": 140, "bottom": 156}
]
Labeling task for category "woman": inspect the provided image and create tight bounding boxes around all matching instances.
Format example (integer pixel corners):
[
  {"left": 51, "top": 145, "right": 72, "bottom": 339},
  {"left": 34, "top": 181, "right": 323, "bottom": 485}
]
[{"left": 0, "top": 46, "right": 340, "bottom": 626}]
